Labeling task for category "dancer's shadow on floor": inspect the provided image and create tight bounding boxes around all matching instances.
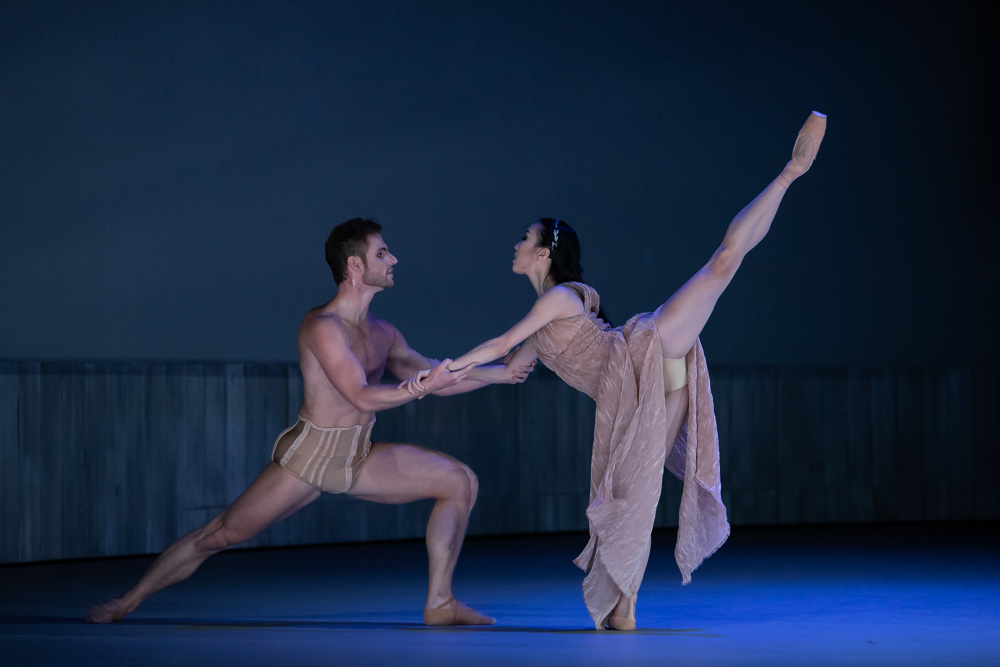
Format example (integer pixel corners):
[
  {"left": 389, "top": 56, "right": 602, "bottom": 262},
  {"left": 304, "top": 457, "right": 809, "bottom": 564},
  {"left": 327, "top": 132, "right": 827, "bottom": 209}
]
[
  {"left": 3, "top": 616, "right": 424, "bottom": 630},
  {"left": 3, "top": 616, "right": 719, "bottom": 636},
  {"left": 416, "top": 625, "right": 720, "bottom": 636}
]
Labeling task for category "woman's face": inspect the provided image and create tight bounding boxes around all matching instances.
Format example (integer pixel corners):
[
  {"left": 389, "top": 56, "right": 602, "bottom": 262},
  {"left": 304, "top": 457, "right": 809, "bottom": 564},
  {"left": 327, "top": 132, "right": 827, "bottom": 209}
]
[{"left": 512, "top": 223, "right": 546, "bottom": 274}]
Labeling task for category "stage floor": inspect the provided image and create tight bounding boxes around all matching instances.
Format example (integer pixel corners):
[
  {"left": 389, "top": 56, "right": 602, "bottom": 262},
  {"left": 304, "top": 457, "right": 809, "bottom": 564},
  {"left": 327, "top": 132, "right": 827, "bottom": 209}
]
[{"left": 2, "top": 523, "right": 998, "bottom": 666}]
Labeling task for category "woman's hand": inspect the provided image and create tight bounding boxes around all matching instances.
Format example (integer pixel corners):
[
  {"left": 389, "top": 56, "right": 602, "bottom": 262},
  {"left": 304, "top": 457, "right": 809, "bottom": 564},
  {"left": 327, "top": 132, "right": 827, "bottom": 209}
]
[
  {"left": 502, "top": 346, "right": 536, "bottom": 384},
  {"left": 397, "top": 368, "right": 431, "bottom": 396},
  {"left": 446, "top": 359, "right": 481, "bottom": 373},
  {"left": 505, "top": 361, "right": 536, "bottom": 383},
  {"left": 398, "top": 359, "right": 471, "bottom": 398}
]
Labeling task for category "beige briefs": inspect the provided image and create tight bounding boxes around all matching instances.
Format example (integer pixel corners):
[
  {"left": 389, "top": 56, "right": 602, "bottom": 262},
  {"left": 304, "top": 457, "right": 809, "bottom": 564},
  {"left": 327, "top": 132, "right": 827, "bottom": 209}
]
[
  {"left": 663, "top": 356, "right": 688, "bottom": 393},
  {"left": 271, "top": 417, "right": 375, "bottom": 494}
]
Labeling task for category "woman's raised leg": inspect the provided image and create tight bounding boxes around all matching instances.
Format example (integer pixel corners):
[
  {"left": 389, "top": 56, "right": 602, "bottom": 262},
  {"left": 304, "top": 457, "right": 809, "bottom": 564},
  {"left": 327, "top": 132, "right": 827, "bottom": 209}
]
[{"left": 655, "top": 112, "right": 826, "bottom": 358}]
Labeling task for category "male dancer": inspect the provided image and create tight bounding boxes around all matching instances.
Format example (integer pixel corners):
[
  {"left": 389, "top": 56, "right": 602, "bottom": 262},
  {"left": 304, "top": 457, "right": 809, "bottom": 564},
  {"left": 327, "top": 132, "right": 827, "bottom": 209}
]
[{"left": 86, "top": 218, "right": 531, "bottom": 626}]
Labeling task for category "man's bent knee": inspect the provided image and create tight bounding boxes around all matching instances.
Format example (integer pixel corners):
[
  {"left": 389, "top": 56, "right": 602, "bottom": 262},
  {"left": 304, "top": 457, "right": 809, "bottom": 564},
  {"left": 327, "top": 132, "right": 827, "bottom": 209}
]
[
  {"left": 464, "top": 465, "right": 479, "bottom": 508},
  {"left": 443, "top": 463, "right": 478, "bottom": 509}
]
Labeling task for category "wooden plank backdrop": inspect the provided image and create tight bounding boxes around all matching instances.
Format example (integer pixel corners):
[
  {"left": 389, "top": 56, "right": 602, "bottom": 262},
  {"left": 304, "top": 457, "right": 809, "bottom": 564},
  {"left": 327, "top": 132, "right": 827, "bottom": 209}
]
[{"left": 0, "top": 361, "right": 997, "bottom": 564}]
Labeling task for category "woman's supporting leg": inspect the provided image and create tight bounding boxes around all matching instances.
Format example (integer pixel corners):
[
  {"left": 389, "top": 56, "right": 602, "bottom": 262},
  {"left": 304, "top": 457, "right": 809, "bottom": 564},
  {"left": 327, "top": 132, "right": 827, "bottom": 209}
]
[
  {"left": 606, "top": 383, "right": 689, "bottom": 630},
  {"left": 656, "top": 112, "right": 826, "bottom": 359}
]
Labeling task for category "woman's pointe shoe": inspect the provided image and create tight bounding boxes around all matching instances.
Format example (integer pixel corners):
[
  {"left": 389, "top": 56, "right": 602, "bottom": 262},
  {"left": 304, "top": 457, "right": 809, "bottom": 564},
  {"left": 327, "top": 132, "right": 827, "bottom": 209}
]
[
  {"left": 423, "top": 596, "right": 497, "bottom": 626},
  {"left": 84, "top": 598, "right": 127, "bottom": 624},
  {"left": 777, "top": 110, "right": 827, "bottom": 188},
  {"left": 605, "top": 593, "right": 637, "bottom": 631}
]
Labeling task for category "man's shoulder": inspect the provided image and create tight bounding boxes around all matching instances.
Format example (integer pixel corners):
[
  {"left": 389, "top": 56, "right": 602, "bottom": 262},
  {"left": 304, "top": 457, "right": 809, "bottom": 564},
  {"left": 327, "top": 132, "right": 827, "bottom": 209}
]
[
  {"left": 303, "top": 307, "right": 343, "bottom": 326},
  {"left": 300, "top": 308, "right": 347, "bottom": 341}
]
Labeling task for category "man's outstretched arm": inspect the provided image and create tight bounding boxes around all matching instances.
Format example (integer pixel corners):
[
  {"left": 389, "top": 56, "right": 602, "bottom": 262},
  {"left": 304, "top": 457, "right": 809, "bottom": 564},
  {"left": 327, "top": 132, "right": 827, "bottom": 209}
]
[{"left": 306, "top": 314, "right": 468, "bottom": 412}]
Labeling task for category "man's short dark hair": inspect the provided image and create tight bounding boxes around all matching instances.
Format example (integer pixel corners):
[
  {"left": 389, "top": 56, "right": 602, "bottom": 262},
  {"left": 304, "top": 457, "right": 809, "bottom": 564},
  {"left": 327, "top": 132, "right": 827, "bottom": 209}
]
[{"left": 325, "top": 218, "right": 383, "bottom": 284}]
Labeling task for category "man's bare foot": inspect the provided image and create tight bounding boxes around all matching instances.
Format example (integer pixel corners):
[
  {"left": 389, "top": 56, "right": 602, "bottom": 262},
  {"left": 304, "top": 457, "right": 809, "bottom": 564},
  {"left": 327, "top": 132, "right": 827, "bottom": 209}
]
[
  {"left": 84, "top": 598, "right": 128, "bottom": 624},
  {"left": 777, "top": 111, "right": 827, "bottom": 188},
  {"left": 423, "top": 596, "right": 496, "bottom": 626}
]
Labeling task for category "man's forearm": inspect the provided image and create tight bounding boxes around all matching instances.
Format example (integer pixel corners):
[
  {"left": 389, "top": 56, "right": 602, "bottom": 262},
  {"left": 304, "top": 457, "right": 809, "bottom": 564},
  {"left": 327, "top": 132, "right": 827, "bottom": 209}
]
[{"left": 355, "top": 383, "right": 430, "bottom": 412}]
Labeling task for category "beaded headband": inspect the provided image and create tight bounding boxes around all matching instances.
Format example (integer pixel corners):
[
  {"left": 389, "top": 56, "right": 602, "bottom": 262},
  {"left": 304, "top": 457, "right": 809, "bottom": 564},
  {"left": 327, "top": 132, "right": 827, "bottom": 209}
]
[{"left": 551, "top": 219, "right": 560, "bottom": 249}]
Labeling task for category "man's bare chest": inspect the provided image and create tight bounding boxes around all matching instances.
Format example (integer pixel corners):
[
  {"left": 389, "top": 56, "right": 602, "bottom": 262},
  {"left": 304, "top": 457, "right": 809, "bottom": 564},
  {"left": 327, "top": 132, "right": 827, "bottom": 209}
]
[{"left": 346, "top": 329, "right": 391, "bottom": 380}]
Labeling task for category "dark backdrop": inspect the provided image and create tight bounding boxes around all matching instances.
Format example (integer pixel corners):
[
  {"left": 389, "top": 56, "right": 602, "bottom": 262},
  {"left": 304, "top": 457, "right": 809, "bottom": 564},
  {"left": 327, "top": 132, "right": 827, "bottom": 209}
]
[{"left": 2, "top": 0, "right": 996, "bottom": 367}]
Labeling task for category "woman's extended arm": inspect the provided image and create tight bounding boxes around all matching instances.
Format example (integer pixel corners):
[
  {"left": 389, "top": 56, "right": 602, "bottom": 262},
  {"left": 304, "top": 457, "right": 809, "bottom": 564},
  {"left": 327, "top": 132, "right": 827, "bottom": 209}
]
[
  {"left": 462, "top": 339, "right": 538, "bottom": 384},
  {"left": 397, "top": 341, "right": 537, "bottom": 397},
  {"left": 446, "top": 285, "right": 583, "bottom": 371},
  {"left": 432, "top": 343, "right": 538, "bottom": 395}
]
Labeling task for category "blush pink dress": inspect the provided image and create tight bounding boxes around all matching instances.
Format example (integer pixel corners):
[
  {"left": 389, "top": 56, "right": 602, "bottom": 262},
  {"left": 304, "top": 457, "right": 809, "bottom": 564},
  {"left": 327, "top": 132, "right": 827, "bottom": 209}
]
[{"left": 529, "top": 282, "right": 730, "bottom": 628}]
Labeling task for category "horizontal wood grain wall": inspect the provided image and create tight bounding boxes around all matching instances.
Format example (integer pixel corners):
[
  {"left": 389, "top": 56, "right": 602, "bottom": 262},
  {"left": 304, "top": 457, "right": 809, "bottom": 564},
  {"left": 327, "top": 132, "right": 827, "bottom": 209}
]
[{"left": 1, "top": 361, "right": 997, "bottom": 563}]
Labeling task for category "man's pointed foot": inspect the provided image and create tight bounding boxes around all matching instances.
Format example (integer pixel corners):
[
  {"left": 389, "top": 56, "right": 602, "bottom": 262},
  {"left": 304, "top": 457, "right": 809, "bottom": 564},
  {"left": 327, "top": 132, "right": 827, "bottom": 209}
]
[{"left": 85, "top": 598, "right": 127, "bottom": 624}]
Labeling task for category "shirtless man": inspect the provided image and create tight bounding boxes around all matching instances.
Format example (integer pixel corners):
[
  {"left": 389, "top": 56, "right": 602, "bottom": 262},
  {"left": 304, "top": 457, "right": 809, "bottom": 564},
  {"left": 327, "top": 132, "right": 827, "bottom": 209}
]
[{"left": 86, "top": 217, "right": 532, "bottom": 626}]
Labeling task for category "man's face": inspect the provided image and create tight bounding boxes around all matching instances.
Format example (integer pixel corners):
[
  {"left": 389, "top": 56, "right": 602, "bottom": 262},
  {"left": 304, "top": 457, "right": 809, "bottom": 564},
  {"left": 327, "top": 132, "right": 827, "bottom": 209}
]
[{"left": 361, "top": 234, "right": 397, "bottom": 289}]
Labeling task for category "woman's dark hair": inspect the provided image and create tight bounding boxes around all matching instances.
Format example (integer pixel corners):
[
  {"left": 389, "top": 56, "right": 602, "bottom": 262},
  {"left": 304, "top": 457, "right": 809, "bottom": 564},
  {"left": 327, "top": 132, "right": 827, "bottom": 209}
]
[
  {"left": 325, "top": 217, "right": 383, "bottom": 284},
  {"left": 535, "top": 218, "right": 610, "bottom": 324},
  {"left": 535, "top": 218, "right": 583, "bottom": 284}
]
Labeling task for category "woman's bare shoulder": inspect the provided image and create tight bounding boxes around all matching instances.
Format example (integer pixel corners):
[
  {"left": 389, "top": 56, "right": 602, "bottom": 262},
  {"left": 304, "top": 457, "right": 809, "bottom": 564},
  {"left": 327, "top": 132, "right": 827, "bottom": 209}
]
[{"left": 535, "top": 283, "right": 586, "bottom": 317}]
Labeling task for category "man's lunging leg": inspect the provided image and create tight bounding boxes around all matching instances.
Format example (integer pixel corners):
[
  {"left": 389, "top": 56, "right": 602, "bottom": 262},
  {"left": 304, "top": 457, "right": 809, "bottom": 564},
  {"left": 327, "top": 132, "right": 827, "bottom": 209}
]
[{"left": 86, "top": 463, "right": 319, "bottom": 623}]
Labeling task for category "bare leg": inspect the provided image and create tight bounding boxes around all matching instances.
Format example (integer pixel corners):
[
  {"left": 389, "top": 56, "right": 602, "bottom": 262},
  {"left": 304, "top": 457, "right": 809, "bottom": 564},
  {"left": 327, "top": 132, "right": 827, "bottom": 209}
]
[
  {"left": 607, "top": 384, "right": 689, "bottom": 630},
  {"left": 347, "top": 442, "right": 494, "bottom": 625},
  {"left": 85, "top": 463, "right": 320, "bottom": 623},
  {"left": 656, "top": 112, "right": 826, "bottom": 359}
]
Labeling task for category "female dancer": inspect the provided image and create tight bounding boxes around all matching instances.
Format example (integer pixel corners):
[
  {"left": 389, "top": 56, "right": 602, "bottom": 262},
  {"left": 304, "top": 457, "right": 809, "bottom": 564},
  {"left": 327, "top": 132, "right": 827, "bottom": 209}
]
[{"left": 406, "top": 112, "right": 826, "bottom": 630}]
